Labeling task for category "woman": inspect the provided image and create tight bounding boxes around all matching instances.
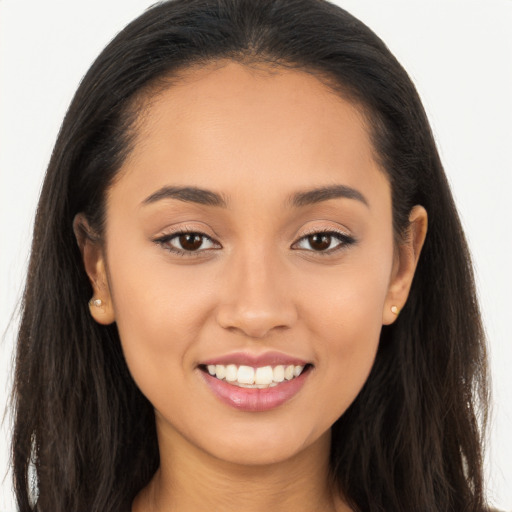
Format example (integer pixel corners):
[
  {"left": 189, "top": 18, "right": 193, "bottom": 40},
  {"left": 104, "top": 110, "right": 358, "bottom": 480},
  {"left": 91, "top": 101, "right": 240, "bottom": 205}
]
[{"left": 10, "top": 0, "right": 491, "bottom": 511}]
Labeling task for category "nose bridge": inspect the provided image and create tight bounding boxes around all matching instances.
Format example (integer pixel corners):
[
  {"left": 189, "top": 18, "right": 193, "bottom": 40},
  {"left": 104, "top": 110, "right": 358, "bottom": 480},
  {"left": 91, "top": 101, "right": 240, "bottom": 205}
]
[{"left": 216, "top": 239, "right": 297, "bottom": 338}]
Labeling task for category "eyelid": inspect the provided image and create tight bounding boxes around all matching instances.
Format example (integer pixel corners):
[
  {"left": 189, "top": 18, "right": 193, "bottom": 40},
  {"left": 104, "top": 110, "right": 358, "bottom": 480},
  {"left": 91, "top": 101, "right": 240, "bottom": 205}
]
[
  {"left": 152, "top": 223, "right": 356, "bottom": 257},
  {"left": 291, "top": 226, "right": 356, "bottom": 254},
  {"left": 298, "top": 225, "right": 352, "bottom": 238},
  {"left": 153, "top": 225, "right": 222, "bottom": 256}
]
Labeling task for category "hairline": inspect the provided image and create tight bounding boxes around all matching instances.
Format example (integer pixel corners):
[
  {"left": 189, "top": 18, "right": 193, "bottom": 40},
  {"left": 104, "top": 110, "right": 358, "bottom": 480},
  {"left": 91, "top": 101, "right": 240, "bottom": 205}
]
[{"left": 103, "top": 56, "right": 393, "bottom": 229}]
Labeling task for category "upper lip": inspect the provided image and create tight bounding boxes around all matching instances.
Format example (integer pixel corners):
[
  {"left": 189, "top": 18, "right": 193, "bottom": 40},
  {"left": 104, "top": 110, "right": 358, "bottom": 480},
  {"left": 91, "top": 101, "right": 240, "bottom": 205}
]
[{"left": 200, "top": 351, "right": 310, "bottom": 367}]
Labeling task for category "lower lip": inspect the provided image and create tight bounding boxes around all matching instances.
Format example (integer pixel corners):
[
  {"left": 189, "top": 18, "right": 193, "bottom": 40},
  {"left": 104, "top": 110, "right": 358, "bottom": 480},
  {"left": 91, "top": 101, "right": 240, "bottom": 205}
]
[{"left": 200, "top": 368, "right": 310, "bottom": 412}]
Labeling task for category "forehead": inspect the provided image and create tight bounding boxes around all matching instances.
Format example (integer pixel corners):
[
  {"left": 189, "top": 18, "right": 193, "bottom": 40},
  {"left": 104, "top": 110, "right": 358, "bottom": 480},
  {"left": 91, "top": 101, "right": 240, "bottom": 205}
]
[{"left": 112, "top": 60, "right": 388, "bottom": 210}]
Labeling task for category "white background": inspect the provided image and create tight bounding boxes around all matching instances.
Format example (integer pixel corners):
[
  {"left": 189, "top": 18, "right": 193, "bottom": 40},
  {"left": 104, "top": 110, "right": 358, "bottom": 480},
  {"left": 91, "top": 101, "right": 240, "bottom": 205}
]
[{"left": 1, "top": 1, "right": 511, "bottom": 510}]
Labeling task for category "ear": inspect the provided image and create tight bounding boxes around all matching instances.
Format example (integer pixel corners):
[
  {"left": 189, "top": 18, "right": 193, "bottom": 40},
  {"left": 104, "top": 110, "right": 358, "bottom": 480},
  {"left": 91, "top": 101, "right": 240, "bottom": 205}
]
[
  {"left": 73, "top": 213, "right": 115, "bottom": 325},
  {"left": 382, "top": 205, "right": 428, "bottom": 325}
]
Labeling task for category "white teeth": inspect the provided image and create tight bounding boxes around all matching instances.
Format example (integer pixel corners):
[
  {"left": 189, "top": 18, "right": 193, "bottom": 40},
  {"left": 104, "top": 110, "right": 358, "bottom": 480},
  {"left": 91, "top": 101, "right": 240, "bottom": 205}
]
[
  {"left": 225, "top": 364, "right": 238, "bottom": 382},
  {"left": 205, "top": 363, "right": 307, "bottom": 387},
  {"left": 284, "top": 365, "right": 294, "bottom": 380},
  {"left": 215, "top": 364, "right": 226, "bottom": 380},
  {"left": 273, "top": 365, "right": 285, "bottom": 383},
  {"left": 255, "top": 366, "right": 273, "bottom": 385},
  {"left": 237, "top": 365, "right": 255, "bottom": 384}
]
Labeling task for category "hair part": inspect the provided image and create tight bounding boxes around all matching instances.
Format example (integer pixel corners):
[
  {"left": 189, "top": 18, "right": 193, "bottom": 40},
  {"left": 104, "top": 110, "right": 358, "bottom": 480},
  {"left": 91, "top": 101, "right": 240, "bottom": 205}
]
[{"left": 12, "top": 1, "right": 488, "bottom": 511}]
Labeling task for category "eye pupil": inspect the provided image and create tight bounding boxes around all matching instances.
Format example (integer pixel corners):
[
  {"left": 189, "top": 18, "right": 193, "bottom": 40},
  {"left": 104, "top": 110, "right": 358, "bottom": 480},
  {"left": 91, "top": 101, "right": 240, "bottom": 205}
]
[
  {"left": 309, "top": 234, "right": 331, "bottom": 251},
  {"left": 179, "top": 233, "right": 203, "bottom": 251}
]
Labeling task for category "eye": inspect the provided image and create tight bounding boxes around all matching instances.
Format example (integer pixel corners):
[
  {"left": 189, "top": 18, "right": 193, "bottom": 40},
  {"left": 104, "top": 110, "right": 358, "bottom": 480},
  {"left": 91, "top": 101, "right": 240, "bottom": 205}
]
[
  {"left": 292, "top": 231, "right": 355, "bottom": 253},
  {"left": 155, "top": 231, "right": 220, "bottom": 254}
]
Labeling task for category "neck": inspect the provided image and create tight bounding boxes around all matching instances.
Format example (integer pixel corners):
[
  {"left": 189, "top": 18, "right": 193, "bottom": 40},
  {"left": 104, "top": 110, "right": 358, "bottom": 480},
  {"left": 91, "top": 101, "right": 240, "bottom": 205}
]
[{"left": 132, "top": 424, "right": 351, "bottom": 512}]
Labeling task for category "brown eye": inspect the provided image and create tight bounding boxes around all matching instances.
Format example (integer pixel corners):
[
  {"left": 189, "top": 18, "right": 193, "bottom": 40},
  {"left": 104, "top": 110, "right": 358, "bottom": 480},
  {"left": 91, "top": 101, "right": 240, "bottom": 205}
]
[
  {"left": 178, "top": 233, "right": 204, "bottom": 251},
  {"left": 155, "top": 231, "right": 219, "bottom": 254},
  {"left": 308, "top": 234, "right": 332, "bottom": 251},
  {"left": 292, "top": 230, "right": 355, "bottom": 253}
]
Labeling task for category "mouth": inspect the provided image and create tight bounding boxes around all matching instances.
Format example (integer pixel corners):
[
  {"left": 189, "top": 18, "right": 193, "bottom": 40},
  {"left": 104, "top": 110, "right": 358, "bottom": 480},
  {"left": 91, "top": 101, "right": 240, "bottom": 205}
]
[
  {"left": 198, "top": 362, "right": 313, "bottom": 412},
  {"left": 199, "top": 363, "right": 312, "bottom": 389}
]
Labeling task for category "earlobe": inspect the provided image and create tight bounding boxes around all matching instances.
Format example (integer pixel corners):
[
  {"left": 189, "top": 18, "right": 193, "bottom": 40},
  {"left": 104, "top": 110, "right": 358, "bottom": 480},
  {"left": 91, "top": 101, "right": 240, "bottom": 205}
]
[
  {"left": 382, "top": 205, "right": 428, "bottom": 325},
  {"left": 73, "top": 214, "right": 116, "bottom": 325}
]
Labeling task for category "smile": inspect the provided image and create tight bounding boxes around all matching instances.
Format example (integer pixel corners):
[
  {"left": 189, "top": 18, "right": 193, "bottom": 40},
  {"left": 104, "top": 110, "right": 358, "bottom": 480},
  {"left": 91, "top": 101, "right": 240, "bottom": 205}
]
[
  {"left": 205, "top": 364, "right": 306, "bottom": 388},
  {"left": 199, "top": 360, "right": 312, "bottom": 412}
]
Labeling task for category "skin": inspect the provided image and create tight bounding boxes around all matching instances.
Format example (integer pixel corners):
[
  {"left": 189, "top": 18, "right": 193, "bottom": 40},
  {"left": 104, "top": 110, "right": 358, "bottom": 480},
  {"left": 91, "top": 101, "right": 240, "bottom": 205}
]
[{"left": 75, "top": 61, "right": 427, "bottom": 512}]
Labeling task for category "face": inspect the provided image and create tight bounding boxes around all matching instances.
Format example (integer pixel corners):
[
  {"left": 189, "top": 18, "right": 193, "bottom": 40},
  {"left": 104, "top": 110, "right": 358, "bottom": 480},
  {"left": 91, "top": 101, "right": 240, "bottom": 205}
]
[{"left": 79, "top": 61, "right": 424, "bottom": 466}]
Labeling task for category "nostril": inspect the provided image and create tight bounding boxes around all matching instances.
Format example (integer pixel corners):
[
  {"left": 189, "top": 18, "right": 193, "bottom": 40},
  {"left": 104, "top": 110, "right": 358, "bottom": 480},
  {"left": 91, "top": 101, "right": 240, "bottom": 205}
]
[
  {"left": 215, "top": 275, "right": 298, "bottom": 338},
  {"left": 216, "top": 308, "right": 296, "bottom": 339}
]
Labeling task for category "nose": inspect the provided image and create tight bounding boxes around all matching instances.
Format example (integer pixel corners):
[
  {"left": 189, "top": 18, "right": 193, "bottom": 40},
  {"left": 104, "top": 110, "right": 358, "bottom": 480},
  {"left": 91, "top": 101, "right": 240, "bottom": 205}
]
[{"left": 215, "top": 247, "right": 298, "bottom": 339}]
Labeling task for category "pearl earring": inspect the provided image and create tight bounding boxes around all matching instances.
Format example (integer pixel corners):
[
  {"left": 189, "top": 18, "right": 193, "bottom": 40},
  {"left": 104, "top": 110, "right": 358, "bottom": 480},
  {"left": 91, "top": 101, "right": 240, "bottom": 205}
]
[
  {"left": 89, "top": 298, "right": 103, "bottom": 307},
  {"left": 391, "top": 305, "right": 400, "bottom": 315}
]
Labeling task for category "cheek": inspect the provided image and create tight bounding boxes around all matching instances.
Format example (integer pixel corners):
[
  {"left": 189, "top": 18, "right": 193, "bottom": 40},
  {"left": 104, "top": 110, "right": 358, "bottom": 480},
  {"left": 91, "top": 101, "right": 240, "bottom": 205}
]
[
  {"left": 105, "top": 242, "right": 217, "bottom": 394},
  {"left": 322, "top": 296, "right": 382, "bottom": 409},
  {"left": 299, "top": 251, "right": 392, "bottom": 415},
  {"left": 301, "top": 243, "right": 392, "bottom": 342}
]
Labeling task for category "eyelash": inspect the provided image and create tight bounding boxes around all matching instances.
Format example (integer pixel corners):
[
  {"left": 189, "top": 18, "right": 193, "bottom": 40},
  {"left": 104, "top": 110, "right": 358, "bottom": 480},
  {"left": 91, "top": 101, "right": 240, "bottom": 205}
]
[{"left": 154, "top": 228, "right": 356, "bottom": 257}]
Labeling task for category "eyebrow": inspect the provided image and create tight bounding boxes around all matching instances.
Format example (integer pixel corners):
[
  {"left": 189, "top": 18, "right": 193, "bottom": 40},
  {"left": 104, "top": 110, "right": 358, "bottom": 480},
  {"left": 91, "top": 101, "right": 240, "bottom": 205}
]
[
  {"left": 142, "top": 186, "right": 228, "bottom": 207},
  {"left": 142, "top": 184, "right": 368, "bottom": 209},
  {"left": 290, "top": 185, "right": 369, "bottom": 208}
]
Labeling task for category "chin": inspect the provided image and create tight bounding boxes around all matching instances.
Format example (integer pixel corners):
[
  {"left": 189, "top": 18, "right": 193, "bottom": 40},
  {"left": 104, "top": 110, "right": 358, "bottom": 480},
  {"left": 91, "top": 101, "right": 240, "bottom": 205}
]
[{"left": 195, "top": 421, "right": 331, "bottom": 467}]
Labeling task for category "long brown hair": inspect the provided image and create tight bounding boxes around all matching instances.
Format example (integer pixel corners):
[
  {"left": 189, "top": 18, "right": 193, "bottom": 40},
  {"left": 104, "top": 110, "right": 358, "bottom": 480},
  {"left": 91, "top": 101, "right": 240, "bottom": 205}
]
[{"left": 12, "top": 1, "right": 488, "bottom": 510}]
